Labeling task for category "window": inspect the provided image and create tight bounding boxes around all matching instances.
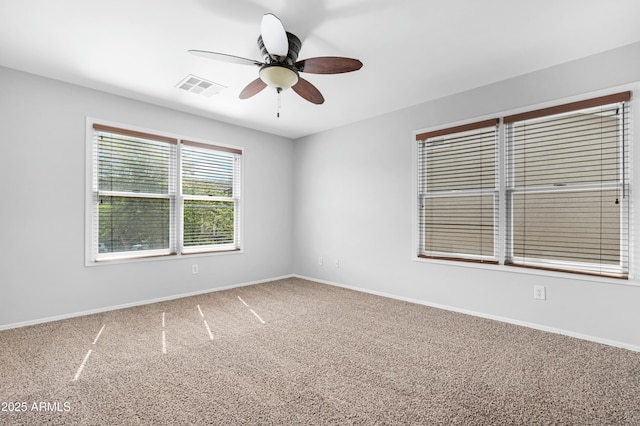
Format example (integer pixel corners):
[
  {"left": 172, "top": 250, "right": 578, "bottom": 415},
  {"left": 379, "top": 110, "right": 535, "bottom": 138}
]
[
  {"left": 416, "top": 91, "right": 631, "bottom": 279},
  {"left": 417, "top": 119, "right": 499, "bottom": 263},
  {"left": 181, "top": 140, "right": 241, "bottom": 254},
  {"left": 88, "top": 123, "right": 242, "bottom": 263},
  {"left": 505, "top": 93, "right": 630, "bottom": 278}
]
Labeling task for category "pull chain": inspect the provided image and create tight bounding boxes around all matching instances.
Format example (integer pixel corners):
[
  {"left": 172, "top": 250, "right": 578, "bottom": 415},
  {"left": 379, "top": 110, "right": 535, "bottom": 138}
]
[{"left": 276, "top": 87, "right": 282, "bottom": 118}]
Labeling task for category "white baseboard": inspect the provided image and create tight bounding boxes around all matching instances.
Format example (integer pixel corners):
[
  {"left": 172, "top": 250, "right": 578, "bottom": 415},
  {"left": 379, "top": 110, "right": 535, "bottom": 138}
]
[
  {"left": 294, "top": 274, "right": 640, "bottom": 353},
  {"left": 0, "top": 274, "right": 295, "bottom": 331}
]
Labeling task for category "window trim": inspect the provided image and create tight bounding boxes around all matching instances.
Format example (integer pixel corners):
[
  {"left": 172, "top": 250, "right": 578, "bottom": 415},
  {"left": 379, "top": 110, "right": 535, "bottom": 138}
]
[
  {"left": 413, "top": 86, "right": 637, "bottom": 282},
  {"left": 416, "top": 118, "right": 500, "bottom": 263},
  {"left": 180, "top": 140, "right": 242, "bottom": 255},
  {"left": 85, "top": 118, "right": 244, "bottom": 266},
  {"left": 505, "top": 97, "right": 630, "bottom": 278}
]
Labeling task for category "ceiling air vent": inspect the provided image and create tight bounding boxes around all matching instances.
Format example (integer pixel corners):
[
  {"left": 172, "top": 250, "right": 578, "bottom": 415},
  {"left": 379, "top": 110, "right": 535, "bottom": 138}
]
[{"left": 176, "top": 75, "right": 226, "bottom": 97}]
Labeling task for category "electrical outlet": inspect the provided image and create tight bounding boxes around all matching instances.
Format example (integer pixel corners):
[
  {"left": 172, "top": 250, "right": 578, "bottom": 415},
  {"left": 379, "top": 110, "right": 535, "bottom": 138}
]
[
  {"left": 192, "top": 264, "right": 199, "bottom": 275},
  {"left": 318, "top": 256, "right": 323, "bottom": 266},
  {"left": 335, "top": 259, "right": 340, "bottom": 269},
  {"left": 533, "top": 285, "right": 546, "bottom": 300}
]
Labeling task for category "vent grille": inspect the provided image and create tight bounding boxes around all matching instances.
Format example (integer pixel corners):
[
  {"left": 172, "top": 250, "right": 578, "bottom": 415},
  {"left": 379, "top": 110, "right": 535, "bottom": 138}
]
[{"left": 177, "top": 75, "right": 226, "bottom": 97}]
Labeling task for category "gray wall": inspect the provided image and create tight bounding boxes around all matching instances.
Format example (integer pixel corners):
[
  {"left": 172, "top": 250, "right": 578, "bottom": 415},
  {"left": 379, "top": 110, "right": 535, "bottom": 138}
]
[
  {"left": 3, "top": 42, "right": 640, "bottom": 351},
  {"left": 293, "top": 42, "right": 640, "bottom": 350},
  {"left": 0, "top": 66, "right": 294, "bottom": 327}
]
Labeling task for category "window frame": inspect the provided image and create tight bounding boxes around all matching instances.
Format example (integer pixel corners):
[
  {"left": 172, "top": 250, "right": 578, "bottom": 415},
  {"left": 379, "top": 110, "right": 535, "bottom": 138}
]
[
  {"left": 180, "top": 140, "right": 242, "bottom": 255},
  {"left": 85, "top": 118, "right": 243, "bottom": 266},
  {"left": 416, "top": 118, "right": 500, "bottom": 264},
  {"left": 504, "top": 98, "right": 630, "bottom": 278},
  {"left": 413, "top": 87, "right": 635, "bottom": 281}
]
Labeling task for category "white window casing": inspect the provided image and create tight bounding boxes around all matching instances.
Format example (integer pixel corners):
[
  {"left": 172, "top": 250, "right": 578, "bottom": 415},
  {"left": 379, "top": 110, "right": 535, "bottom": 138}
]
[
  {"left": 86, "top": 120, "right": 242, "bottom": 265},
  {"left": 415, "top": 90, "right": 632, "bottom": 280}
]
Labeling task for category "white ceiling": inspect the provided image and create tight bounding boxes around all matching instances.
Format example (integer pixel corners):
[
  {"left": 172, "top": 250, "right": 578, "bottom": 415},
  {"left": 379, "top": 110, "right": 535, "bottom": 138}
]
[{"left": 1, "top": 0, "right": 640, "bottom": 139}]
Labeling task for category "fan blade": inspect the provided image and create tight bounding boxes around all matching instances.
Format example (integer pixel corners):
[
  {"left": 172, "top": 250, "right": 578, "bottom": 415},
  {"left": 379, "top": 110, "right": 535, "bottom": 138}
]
[
  {"left": 296, "top": 57, "right": 363, "bottom": 74},
  {"left": 188, "top": 50, "right": 263, "bottom": 67},
  {"left": 261, "top": 13, "right": 289, "bottom": 58},
  {"left": 292, "top": 77, "right": 325, "bottom": 105},
  {"left": 239, "top": 78, "right": 267, "bottom": 99}
]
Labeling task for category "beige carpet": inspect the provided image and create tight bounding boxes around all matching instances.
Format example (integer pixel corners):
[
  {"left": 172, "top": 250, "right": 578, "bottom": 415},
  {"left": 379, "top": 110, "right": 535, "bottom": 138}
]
[{"left": 1, "top": 277, "right": 639, "bottom": 425}]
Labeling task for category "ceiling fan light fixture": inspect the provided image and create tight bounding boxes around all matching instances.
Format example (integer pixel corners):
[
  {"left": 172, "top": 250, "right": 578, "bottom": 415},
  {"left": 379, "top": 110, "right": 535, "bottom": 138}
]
[
  {"left": 259, "top": 64, "right": 299, "bottom": 91},
  {"left": 190, "top": 13, "right": 361, "bottom": 106}
]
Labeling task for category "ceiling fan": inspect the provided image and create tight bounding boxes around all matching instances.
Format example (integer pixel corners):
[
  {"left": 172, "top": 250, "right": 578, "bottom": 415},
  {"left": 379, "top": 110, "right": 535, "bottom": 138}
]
[{"left": 189, "top": 13, "right": 362, "bottom": 112}]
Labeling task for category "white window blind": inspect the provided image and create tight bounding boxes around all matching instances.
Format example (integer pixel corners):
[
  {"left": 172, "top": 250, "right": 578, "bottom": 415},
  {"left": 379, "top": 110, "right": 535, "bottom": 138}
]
[
  {"left": 417, "top": 119, "right": 499, "bottom": 263},
  {"left": 90, "top": 124, "right": 242, "bottom": 262},
  {"left": 505, "top": 92, "right": 630, "bottom": 278},
  {"left": 181, "top": 140, "right": 241, "bottom": 254},
  {"left": 93, "top": 125, "right": 177, "bottom": 260}
]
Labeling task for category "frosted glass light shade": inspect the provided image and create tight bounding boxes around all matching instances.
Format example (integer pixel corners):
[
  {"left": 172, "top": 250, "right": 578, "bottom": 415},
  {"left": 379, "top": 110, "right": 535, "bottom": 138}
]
[{"left": 259, "top": 65, "right": 299, "bottom": 91}]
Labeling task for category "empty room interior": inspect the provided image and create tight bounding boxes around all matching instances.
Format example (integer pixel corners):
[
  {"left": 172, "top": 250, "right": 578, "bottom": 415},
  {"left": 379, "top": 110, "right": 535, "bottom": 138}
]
[{"left": 2, "top": 0, "right": 640, "bottom": 424}]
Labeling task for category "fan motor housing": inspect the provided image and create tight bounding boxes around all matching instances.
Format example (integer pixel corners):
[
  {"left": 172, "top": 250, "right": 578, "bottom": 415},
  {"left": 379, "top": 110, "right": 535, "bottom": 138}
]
[{"left": 257, "top": 32, "right": 301, "bottom": 65}]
